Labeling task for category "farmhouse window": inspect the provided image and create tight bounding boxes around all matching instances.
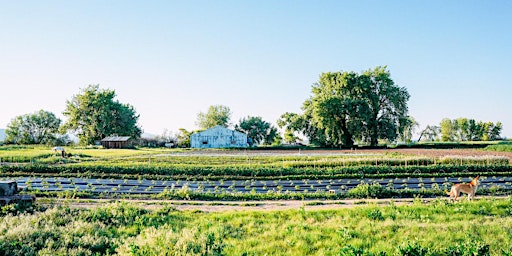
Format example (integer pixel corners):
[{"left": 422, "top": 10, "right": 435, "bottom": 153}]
[{"left": 202, "top": 141, "right": 208, "bottom": 145}]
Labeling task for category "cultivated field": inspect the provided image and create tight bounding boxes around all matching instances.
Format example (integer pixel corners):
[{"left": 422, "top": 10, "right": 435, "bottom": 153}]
[
  {"left": 1, "top": 144, "right": 512, "bottom": 255},
  {"left": 1, "top": 145, "right": 512, "bottom": 200}
]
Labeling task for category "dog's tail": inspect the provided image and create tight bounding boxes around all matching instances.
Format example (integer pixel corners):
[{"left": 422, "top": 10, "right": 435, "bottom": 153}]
[{"left": 445, "top": 190, "right": 451, "bottom": 196}]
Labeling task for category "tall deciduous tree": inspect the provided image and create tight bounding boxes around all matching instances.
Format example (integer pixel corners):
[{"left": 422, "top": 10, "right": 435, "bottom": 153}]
[
  {"left": 360, "top": 67, "right": 410, "bottom": 146},
  {"left": 306, "top": 71, "right": 365, "bottom": 147},
  {"left": 440, "top": 118, "right": 455, "bottom": 142},
  {"left": 6, "top": 110, "right": 62, "bottom": 144},
  {"left": 63, "top": 85, "right": 142, "bottom": 145},
  {"left": 289, "top": 66, "right": 409, "bottom": 147},
  {"left": 235, "top": 116, "right": 277, "bottom": 146},
  {"left": 196, "top": 105, "right": 231, "bottom": 129}
]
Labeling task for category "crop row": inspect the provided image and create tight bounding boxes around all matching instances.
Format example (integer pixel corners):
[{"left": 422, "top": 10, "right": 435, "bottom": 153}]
[
  {"left": 8, "top": 176, "right": 512, "bottom": 194},
  {"left": 2, "top": 164, "right": 511, "bottom": 179},
  {"left": 1, "top": 151, "right": 509, "bottom": 167}
]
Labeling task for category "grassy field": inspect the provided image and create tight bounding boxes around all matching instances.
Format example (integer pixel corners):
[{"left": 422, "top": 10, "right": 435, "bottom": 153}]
[{"left": 1, "top": 198, "right": 511, "bottom": 255}]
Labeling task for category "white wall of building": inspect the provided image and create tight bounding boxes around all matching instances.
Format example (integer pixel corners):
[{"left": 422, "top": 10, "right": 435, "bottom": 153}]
[{"left": 191, "top": 126, "right": 248, "bottom": 148}]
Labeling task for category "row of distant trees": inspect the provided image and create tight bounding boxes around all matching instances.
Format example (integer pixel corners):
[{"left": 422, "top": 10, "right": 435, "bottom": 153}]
[
  {"left": 3, "top": 66, "right": 504, "bottom": 147},
  {"left": 5, "top": 85, "right": 141, "bottom": 146},
  {"left": 418, "top": 118, "right": 502, "bottom": 142}
]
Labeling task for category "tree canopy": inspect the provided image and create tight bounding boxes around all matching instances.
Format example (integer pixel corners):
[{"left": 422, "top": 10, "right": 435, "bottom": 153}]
[
  {"left": 440, "top": 118, "right": 502, "bottom": 142},
  {"left": 5, "top": 110, "right": 63, "bottom": 145},
  {"left": 62, "top": 85, "right": 142, "bottom": 145},
  {"left": 235, "top": 116, "right": 278, "bottom": 146},
  {"left": 196, "top": 105, "right": 231, "bottom": 129},
  {"left": 281, "top": 66, "right": 410, "bottom": 147}
]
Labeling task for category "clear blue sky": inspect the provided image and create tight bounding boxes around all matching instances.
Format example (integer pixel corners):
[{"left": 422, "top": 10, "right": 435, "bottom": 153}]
[{"left": 1, "top": 1, "right": 511, "bottom": 138}]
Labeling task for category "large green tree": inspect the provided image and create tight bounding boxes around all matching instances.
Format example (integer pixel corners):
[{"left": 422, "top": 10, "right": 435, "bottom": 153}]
[
  {"left": 287, "top": 66, "right": 409, "bottom": 147},
  {"left": 277, "top": 112, "right": 327, "bottom": 146},
  {"left": 235, "top": 116, "right": 278, "bottom": 146},
  {"left": 196, "top": 105, "right": 231, "bottom": 129},
  {"left": 360, "top": 67, "right": 410, "bottom": 146},
  {"left": 306, "top": 71, "right": 366, "bottom": 147},
  {"left": 5, "top": 110, "right": 63, "bottom": 145},
  {"left": 63, "top": 85, "right": 142, "bottom": 145}
]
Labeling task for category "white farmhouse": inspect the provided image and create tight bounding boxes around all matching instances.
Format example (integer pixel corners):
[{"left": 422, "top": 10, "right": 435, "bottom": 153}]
[{"left": 190, "top": 126, "right": 248, "bottom": 148}]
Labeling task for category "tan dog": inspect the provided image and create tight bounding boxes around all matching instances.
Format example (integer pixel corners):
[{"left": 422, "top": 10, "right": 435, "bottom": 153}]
[{"left": 446, "top": 176, "right": 479, "bottom": 201}]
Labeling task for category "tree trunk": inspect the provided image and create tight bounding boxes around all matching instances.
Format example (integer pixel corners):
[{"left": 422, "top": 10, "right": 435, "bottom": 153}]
[{"left": 340, "top": 120, "right": 354, "bottom": 148}]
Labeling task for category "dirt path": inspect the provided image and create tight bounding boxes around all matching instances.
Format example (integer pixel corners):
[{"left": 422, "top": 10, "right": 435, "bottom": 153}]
[{"left": 41, "top": 197, "right": 467, "bottom": 212}]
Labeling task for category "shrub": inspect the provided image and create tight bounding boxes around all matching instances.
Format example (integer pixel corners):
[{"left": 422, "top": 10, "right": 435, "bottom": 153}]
[
  {"left": 397, "top": 241, "right": 430, "bottom": 256},
  {"left": 346, "top": 183, "right": 393, "bottom": 199},
  {"left": 444, "top": 239, "right": 490, "bottom": 256}
]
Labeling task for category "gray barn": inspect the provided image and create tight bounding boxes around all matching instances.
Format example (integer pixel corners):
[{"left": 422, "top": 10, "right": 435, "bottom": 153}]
[{"left": 190, "top": 126, "right": 248, "bottom": 148}]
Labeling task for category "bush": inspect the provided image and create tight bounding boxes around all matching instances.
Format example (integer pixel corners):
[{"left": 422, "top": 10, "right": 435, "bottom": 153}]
[
  {"left": 444, "top": 239, "right": 490, "bottom": 256},
  {"left": 346, "top": 183, "right": 394, "bottom": 199},
  {"left": 398, "top": 241, "right": 430, "bottom": 256}
]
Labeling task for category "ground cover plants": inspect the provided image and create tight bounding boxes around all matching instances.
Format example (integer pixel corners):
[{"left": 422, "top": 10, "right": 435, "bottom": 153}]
[{"left": 0, "top": 198, "right": 512, "bottom": 255}]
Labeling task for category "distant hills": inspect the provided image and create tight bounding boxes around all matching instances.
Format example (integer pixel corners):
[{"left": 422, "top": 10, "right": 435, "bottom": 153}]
[{"left": 0, "top": 129, "right": 5, "bottom": 141}]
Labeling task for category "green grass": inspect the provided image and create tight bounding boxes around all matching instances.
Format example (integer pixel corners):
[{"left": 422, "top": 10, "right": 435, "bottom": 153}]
[
  {"left": 1, "top": 198, "right": 512, "bottom": 255},
  {"left": 485, "top": 143, "right": 512, "bottom": 152}
]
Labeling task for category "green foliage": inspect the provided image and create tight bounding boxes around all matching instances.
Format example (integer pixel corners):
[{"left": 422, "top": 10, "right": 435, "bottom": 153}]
[
  {"left": 63, "top": 85, "right": 142, "bottom": 145},
  {"left": 287, "top": 66, "right": 410, "bottom": 147},
  {"left": 0, "top": 199, "right": 510, "bottom": 255},
  {"left": 361, "top": 66, "right": 410, "bottom": 146},
  {"left": 444, "top": 238, "right": 490, "bottom": 256},
  {"left": 398, "top": 116, "right": 419, "bottom": 143},
  {"left": 235, "top": 116, "right": 278, "bottom": 146},
  {"left": 176, "top": 128, "right": 192, "bottom": 148},
  {"left": 196, "top": 105, "right": 231, "bottom": 129},
  {"left": 484, "top": 143, "right": 512, "bottom": 152},
  {"left": 5, "top": 110, "right": 63, "bottom": 145},
  {"left": 366, "top": 208, "right": 385, "bottom": 221},
  {"left": 0, "top": 201, "right": 39, "bottom": 217},
  {"left": 440, "top": 118, "right": 455, "bottom": 142},
  {"left": 347, "top": 183, "right": 393, "bottom": 199},
  {"left": 440, "top": 118, "right": 502, "bottom": 142},
  {"left": 277, "top": 112, "right": 324, "bottom": 145},
  {"left": 397, "top": 241, "right": 430, "bottom": 256}
]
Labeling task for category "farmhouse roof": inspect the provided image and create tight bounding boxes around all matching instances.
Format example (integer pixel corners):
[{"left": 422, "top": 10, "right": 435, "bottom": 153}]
[{"left": 101, "top": 136, "right": 131, "bottom": 142}]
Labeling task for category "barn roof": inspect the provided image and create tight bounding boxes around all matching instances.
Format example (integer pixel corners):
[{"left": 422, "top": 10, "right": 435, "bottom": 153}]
[
  {"left": 192, "top": 125, "right": 246, "bottom": 136},
  {"left": 101, "top": 136, "right": 131, "bottom": 142}
]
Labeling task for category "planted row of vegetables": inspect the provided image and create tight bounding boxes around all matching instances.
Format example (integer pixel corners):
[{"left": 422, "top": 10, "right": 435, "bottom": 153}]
[
  {"left": 5, "top": 175, "right": 511, "bottom": 195},
  {"left": 2, "top": 164, "right": 511, "bottom": 180}
]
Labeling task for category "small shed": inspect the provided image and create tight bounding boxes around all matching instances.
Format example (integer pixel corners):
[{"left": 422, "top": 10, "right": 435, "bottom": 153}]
[
  {"left": 191, "top": 126, "right": 248, "bottom": 148},
  {"left": 101, "top": 136, "right": 131, "bottom": 149}
]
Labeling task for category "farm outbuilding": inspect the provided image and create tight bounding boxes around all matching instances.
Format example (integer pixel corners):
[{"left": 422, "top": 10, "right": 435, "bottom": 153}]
[
  {"left": 101, "top": 136, "right": 131, "bottom": 149},
  {"left": 191, "top": 126, "right": 248, "bottom": 148}
]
